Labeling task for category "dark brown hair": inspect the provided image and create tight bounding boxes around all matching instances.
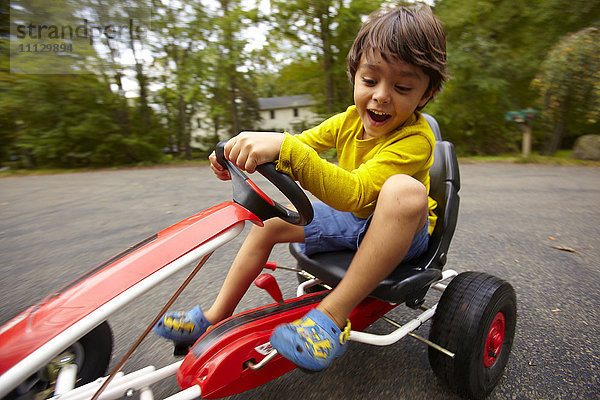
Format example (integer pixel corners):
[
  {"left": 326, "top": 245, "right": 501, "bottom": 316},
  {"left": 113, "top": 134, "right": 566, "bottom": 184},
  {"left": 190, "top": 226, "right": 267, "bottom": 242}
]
[{"left": 347, "top": 5, "right": 448, "bottom": 94}]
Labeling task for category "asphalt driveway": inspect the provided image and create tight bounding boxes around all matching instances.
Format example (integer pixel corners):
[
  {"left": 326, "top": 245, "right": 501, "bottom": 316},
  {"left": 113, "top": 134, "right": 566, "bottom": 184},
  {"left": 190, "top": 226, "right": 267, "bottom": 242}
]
[{"left": 1, "top": 162, "right": 599, "bottom": 399}]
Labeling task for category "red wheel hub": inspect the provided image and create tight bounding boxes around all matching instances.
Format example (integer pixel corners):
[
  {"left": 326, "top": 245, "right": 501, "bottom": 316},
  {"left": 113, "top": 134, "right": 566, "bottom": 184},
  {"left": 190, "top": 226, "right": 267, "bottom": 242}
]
[{"left": 483, "top": 312, "right": 506, "bottom": 367}]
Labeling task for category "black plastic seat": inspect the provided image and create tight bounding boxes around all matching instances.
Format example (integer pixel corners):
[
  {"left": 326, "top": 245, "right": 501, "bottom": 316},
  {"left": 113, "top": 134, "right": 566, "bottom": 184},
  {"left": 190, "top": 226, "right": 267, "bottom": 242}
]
[{"left": 289, "top": 114, "right": 461, "bottom": 305}]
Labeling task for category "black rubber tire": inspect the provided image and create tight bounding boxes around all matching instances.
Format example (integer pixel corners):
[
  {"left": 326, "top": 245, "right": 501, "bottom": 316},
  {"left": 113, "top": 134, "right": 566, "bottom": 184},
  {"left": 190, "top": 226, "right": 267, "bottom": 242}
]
[
  {"left": 74, "top": 321, "right": 113, "bottom": 385},
  {"left": 7, "top": 321, "right": 113, "bottom": 399},
  {"left": 428, "top": 272, "right": 517, "bottom": 399}
]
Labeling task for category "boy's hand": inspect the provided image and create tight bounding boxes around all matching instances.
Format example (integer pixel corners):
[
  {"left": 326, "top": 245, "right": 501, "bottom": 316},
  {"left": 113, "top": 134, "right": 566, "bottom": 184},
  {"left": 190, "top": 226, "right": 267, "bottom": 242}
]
[
  {"left": 209, "top": 151, "right": 231, "bottom": 180},
  {"left": 208, "top": 132, "right": 284, "bottom": 180},
  {"left": 226, "top": 132, "right": 284, "bottom": 174}
]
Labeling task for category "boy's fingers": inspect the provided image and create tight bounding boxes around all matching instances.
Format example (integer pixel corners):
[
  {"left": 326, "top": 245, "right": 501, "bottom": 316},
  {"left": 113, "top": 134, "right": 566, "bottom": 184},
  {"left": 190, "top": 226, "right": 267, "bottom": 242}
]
[
  {"left": 224, "top": 137, "right": 239, "bottom": 161},
  {"left": 226, "top": 141, "right": 242, "bottom": 168},
  {"left": 222, "top": 132, "right": 283, "bottom": 173},
  {"left": 210, "top": 163, "right": 231, "bottom": 180},
  {"left": 208, "top": 151, "right": 231, "bottom": 180},
  {"left": 227, "top": 139, "right": 253, "bottom": 172},
  {"left": 209, "top": 151, "right": 223, "bottom": 171},
  {"left": 220, "top": 170, "right": 231, "bottom": 180},
  {"left": 245, "top": 158, "right": 258, "bottom": 174}
]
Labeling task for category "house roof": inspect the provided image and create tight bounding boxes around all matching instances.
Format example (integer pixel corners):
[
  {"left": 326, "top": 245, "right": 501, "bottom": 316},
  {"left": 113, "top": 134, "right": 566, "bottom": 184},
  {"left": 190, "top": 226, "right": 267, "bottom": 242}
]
[{"left": 258, "top": 94, "right": 316, "bottom": 111}]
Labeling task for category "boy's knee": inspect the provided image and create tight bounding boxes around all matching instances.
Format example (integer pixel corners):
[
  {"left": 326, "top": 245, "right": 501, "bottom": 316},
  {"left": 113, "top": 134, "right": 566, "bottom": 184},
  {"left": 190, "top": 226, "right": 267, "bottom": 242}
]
[
  {"left": 378, "top": 175, "right": 428, "bottom": 218},
  {"left": 381, "top": 174, "right": 427, "bottom": 199},
  {"left": 248, "top": 217, "right": 301, "bottom": 245},
  {"left": 249, "top": 218, "right": 279, "bottom": 239}
]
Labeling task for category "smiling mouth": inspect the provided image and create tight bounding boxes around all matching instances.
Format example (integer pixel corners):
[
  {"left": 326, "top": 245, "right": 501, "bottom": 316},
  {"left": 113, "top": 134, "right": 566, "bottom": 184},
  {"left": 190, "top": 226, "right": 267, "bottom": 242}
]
[{"left": 368, "top": 109, "right": 391, "bottom": 123}]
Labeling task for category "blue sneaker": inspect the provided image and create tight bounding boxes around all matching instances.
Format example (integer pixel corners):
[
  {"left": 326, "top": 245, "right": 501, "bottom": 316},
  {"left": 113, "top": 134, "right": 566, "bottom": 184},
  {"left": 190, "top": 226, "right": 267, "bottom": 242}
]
[
  {"left": 153, "top": 305, "right": 211, "bottom": 344},
  {"left": 270, "top": 309, "right": 351, "bottom": 371}
]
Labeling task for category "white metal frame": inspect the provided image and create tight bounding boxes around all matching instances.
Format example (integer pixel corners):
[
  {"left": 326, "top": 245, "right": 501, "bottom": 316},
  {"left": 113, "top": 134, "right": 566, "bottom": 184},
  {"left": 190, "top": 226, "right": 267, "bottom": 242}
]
[
  {"left": 50, "top": 361, "right": 203, "bottom": 400},
  {"left": 298, "top": 269, "right": 458, "bottom": 347}
]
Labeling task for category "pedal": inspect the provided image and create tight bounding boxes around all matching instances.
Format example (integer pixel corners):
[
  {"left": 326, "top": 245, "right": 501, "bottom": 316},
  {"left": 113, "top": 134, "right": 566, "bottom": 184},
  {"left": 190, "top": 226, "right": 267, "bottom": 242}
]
[{"left": 173, "top": 343, "right": 192, "bottom": 356}]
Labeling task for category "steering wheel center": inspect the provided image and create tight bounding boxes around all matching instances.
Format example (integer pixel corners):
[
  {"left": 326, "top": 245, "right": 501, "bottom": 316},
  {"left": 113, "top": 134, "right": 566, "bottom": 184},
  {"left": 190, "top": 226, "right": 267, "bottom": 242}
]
[{"left": 215, "top": 141, "right": 313, "bottom": 226}]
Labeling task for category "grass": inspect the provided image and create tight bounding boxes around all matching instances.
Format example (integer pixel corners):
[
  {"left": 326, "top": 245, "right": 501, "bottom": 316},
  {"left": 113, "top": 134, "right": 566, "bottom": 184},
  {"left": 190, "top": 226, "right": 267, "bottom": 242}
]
[
  {"left": 1, "top": 151, "right": 598, "bottom": 178},
  {"left": 458, "top": 150, "right": 600, "bottom": 166}
]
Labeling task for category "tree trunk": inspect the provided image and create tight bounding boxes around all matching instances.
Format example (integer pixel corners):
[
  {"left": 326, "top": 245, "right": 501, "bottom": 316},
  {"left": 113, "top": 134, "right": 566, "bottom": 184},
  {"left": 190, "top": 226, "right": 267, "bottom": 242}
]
[
  {"left": 545, "top": 96, "right": 569, "bottom": 155},
  {"left": 229, "top": 76, "right": 240, "bottom": 137},
  {"left": 318, "top": 11, "right": 335, "bottom": 114},
  {"left": 129, "top": 35, "right": 150, "bottom": 130},
  {"left": 136, "top": 62, "right": 151, "bottom": 129},
  {"left": 184, "top": 104, "right": 193, "bottom": 160},
  {"left": 177, "top": 94, "right": 186, "bottom": 157},
  {"left": 545, "top": 112, "right": 566, "bottom": 155},
  {"left": 220, "top": 0, "right": 240, "bottom": 137}
]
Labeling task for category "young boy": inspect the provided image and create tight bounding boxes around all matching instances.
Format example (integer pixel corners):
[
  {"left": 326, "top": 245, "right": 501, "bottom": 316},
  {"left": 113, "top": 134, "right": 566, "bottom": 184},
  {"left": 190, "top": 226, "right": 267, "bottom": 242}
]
[{"left": 154, "top": 4, "right": 447, "bottom": 371}]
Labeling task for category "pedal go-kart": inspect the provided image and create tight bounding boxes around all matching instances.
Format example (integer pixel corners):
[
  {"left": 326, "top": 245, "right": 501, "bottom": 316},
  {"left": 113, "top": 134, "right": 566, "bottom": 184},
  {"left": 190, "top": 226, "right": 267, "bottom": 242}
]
[{"left": 0, "top": 115, "right": 517, "bottom": 400}]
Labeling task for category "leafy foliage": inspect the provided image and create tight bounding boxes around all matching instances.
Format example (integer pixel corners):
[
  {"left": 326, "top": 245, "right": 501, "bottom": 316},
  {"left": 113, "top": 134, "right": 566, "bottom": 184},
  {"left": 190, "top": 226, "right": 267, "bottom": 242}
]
[
  {"left": 532, "top": 27, "right": 600, "bottom": 154},
  {"left": 430, "top": 0, "right": 600, "bottom": 155},
  {"left": 1, "top": 74, "right": 164, "bottom": 168},
  {"left": 3, "top": 0, "right": 600, "bottom": 168},
  {"left": 268, "top": 0, "right": 382, "bottom": 116}
]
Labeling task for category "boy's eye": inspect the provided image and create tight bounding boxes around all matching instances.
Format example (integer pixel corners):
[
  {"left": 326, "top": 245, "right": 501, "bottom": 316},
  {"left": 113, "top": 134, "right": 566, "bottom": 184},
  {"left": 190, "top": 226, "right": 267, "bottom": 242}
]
[
  {"left": 362, "top": 77, "right": 376, "bottom": 85},
  {"left": 395, "top": 85, "right": 411, "bottom": 92}
]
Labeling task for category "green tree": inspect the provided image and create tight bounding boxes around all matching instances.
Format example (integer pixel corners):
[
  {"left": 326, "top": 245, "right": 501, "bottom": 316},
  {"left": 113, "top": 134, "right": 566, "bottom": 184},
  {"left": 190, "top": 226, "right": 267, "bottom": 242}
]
[
  {"left": 3, "top": 0, "right": 163, "bottom": 167},
  {"left": 431, "top": 0, "right": 600, "bottom": 155},
  {"left": 274, "top": 58, "right": 326, "bottom": 98},
  {"left": 205, "top": 0, "right": 261, "bottom": 138},
  {"left": 269, "top": 0, "right": 382, "bottom": 115},
  {"left": 151, "top": 0, "right": 210, "bottom": 158},
  {"left": 532, "top": 27, "right": 599, "bottom": 154},
  {"left": 84, "top": 0, "right": 163, "bottom": 151},
  {"left": 150, "top": 0, "right": 261, "bottom": 156},
  {"left": 2, "top": 74, "right": 161, "bottom": 168}
]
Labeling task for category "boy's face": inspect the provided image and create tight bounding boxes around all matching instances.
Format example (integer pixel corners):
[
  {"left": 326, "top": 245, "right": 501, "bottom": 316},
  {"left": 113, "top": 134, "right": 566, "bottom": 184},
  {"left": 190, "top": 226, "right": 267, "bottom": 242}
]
[{"left": 353, "top": 52, "right": 434, "bottom": 140}]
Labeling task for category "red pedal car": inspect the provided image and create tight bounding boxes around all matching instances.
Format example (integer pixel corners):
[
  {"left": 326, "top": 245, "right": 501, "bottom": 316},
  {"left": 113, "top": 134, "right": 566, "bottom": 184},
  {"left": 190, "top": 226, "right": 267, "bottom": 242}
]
[{"left": 0, "top": 115, "right": 516, "bottom": 400}]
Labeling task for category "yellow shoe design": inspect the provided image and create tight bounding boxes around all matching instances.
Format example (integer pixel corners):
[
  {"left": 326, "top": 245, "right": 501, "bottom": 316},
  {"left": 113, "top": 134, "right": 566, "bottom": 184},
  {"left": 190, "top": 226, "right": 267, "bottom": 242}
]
[
  {"left": 270, "top": 309, "right": 351, "bottom": 371},
  {"left": 153, "top": 305, "right": 211, "bottom": 344}
]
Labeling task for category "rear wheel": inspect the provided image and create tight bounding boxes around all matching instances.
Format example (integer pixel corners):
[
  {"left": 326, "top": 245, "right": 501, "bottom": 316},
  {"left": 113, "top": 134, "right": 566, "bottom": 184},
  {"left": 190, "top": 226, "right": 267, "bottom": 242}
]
[
  {"left": 428, "top": 272, "right": 516, "bottom": 399},
  {"left": 8, "top": 321, "right": 113, "bottom": 399}
]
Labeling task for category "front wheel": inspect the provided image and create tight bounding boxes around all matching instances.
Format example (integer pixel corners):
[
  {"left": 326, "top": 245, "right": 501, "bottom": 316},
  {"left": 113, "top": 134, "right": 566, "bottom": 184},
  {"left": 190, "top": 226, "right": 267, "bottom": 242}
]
[
  {"left": 8, "top": 321, "right": 113, "bottom": 399},
  {"left": 428, "top": 272, "right": 517, "bottom": 399}
]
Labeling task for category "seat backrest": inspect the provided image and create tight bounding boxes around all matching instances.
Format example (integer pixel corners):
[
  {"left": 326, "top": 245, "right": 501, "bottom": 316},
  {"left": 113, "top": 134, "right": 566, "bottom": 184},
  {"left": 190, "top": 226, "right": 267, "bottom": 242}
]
[
  {"left": 423, "top": 113, "right": 442, "bottom": 141},
  {"left": 414, "top": 114, "right": 461, "bottom": 270}
]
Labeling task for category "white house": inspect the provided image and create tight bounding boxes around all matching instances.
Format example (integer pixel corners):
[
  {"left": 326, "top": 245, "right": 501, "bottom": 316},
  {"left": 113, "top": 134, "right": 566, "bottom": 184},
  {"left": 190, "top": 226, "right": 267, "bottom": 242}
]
[
  {"left": 257, "top": 94, "right": 319, "bottom": 133},
  {"left": 191, "top": 94, "right": 319, "bottom": 150}
]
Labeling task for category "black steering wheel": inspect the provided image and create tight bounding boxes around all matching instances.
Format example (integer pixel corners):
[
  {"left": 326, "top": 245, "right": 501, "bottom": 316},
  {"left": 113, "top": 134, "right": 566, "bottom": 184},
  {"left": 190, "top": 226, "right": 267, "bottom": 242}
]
[{"left": 215, "top": 141, "right": 313, "bottom": 226}]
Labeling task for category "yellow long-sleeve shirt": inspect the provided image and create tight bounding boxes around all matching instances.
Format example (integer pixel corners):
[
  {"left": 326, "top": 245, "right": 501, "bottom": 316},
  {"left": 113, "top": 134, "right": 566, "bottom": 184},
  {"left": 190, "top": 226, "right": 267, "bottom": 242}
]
[{"left": 277, "top": 105, "right": 437, "bottom": 234}]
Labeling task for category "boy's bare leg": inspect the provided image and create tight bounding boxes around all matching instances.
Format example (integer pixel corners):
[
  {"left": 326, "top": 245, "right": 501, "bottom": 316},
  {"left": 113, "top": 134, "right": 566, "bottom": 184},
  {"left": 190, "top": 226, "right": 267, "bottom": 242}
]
[
  {"left": 317, "top": 174, "right": 429, "bottom": 328},
  {"left": 204, "top": 218, "right": 305, "bottom": 323}
]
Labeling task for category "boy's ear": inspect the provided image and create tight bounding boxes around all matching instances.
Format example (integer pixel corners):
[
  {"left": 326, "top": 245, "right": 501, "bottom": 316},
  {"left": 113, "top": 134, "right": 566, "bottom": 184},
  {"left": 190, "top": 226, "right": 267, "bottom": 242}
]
[{"left": 418, "top": 88, "right": 437, "bottom": 108}]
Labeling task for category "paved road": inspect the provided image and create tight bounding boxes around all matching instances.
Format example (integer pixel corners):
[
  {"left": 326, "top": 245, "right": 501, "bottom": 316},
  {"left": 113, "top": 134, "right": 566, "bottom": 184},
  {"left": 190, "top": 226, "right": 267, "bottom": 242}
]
[{"left": 1, "top": 163, "right": 599, "bottom": 399}]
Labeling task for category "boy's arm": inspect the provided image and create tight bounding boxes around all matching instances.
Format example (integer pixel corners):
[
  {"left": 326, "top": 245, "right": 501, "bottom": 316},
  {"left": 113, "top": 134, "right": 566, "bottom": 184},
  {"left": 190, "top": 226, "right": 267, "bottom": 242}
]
[
  {"left": 291, "top": 112, "right": 344, "bottom": 153},
  {"left": 209, "top": 110, "right": 345, "bottom": 177},
  {"left": 277, "top": 133, "right": 433, "bottom": 213}
]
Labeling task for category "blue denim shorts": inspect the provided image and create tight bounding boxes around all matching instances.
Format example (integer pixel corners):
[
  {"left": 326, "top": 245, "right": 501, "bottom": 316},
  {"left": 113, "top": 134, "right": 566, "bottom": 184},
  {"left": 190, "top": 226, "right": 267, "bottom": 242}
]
[{"left": 300, "top": 202, "right": 429, "bottom": 262}]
